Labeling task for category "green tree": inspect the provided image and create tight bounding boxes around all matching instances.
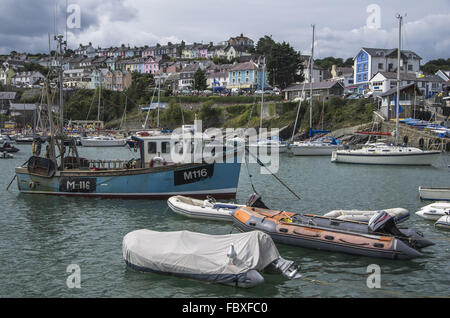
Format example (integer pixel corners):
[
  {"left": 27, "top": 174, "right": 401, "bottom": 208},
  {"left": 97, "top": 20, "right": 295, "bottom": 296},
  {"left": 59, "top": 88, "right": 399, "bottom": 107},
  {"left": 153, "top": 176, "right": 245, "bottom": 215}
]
[
  {"left": 255, "top": 35, "right": 276, "bottom": 56},
  {"left": 421, "top": 58, "right": 450, "bottom": 74},
  {"left": 193, "top": 68, "right": 207, "bottom": 91},
  {"left": 267, "top": 42, "right": 303, "bottom": 89},
  {"left": 198, "top": 100, "right": 222, "bottom": 128},
  {"left": 161, "top": 102, "right": 184, "bottom": 128}
]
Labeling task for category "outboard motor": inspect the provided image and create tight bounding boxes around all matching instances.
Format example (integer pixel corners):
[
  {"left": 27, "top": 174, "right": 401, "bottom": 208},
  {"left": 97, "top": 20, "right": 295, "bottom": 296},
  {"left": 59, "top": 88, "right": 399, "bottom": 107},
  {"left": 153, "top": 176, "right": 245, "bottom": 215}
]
[
  {"left": 246, "top": 193, "right": 269, "bottom": 209},
  {"left": 368, "top": 211, "right": 406, "bottom": 239}
]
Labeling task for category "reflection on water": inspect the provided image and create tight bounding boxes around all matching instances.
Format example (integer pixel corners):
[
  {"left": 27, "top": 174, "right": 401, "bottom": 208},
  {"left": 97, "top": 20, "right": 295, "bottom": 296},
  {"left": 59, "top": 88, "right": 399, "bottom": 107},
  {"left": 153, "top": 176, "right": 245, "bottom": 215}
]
[{"left": 0, "top": 144, "right": 449, "bottom": 297}]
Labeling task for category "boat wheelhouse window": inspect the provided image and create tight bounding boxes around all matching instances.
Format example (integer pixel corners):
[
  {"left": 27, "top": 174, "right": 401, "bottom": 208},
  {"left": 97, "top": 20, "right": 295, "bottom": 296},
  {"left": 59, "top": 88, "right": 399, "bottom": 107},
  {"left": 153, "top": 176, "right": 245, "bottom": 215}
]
[
  {"left": 161, "top": 142, "right": 170, "bottom": 154},
  {"left": 147, "top": 141, "right": 157, "bottom": 154},
  {"left": 174, "top": 141, "right": 183, "bottom": 154}
]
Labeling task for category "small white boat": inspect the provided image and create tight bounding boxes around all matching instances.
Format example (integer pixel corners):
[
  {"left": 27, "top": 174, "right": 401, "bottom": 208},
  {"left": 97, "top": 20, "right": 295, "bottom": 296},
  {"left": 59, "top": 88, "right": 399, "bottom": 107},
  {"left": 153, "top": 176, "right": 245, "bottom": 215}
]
[
  {"left": 415, "top": 202, "right": 450, "bottom": 220},
  {"left": 80, "top": 135, "right": 127, "bottom": 147},
  {"left": 167, "top": 195, "right": 243, "bottom": 221},
  {"left": 331, "top": 144, "right": 441, "bottom": 166},
  {"left": 122, "top": 229, "right": 301, "bottom": 288},
  {"left": 248, "top": 139, "right": 288, "bottom": 153},
  {"left": 0, "top": 135, "right": 15, "bottom": 145},
  {"left": 324, "top": 208, "right": 409, "bottom": 224},
  {"left": 435, "top": 213, "right": 450, "bottom": 230},
  {"left": 0, "top": 151, "right": 13, "bottom": 159},
  {"left": 419, "top": 186, "right": 450, "bottom": 201},
  {"left": 291, "top": 137, "right": 342, "bottom": 156}
]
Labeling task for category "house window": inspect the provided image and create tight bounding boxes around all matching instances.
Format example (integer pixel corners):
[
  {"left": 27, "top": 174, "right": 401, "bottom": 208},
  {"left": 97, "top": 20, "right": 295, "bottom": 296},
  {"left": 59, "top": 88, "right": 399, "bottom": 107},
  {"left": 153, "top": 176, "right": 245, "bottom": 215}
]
[
  {"left": 378, "top": 63, "right": 384, "bottom": 70},
  {"left": 408, "top": 65, "right": 413, "bottom": 71},
  {"left": 363, "top": 74, "right": 367, "bottom": 81},
  {"left": 364, "top": 64, "right": 368, "bottom": 71}
]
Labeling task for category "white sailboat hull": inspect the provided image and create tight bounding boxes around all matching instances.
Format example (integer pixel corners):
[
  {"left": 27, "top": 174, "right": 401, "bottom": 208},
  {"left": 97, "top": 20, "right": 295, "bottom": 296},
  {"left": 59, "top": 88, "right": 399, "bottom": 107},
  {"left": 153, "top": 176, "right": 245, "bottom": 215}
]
[
  {"left": 419, "top": 187, "right": 450, "bottom": 201},
  {"left": 331, "top": 149, "right": 440, "bottom": 166},
  {"left": 81, "top": 138, "right": 127, "bottom": 147}
]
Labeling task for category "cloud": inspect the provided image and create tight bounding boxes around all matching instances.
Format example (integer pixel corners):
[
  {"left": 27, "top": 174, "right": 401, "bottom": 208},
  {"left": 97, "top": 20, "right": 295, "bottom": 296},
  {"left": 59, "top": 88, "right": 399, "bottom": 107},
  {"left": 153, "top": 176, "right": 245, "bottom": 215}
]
[
  {"left": 0, "top": 0, "right": 448, "bottom": 63},
  {"left": 308, "top": 14, "right": 450, "bottom": 61}
]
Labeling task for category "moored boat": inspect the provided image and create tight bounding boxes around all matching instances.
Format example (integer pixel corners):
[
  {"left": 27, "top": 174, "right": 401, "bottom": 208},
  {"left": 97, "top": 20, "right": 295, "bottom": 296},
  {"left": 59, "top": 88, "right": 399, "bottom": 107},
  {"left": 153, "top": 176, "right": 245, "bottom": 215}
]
[
  {"left": 167, "top": 195, "right": 243, "bottom": 221},
  {"left": 122, "top": 229, "right": 301, "bottom": 288},
  {"left": 331, "top": 145, "right": 441, "bottom": 166},
  {"left": 1, "top": 151, "right": 13, "bottom": 159},
  {"left": 419, "top": 186, "right": 450, "bottom": 201},
  {"left": 291, "top": 137, "right": 342, "bottom": 156},
  {"left": 415, "top": 202, "right": 450, "bottom": 220},
  {"left": 232, "top": 206, "right": 433, "bottom": 260},
  {"left": 0, "top": 142, "right": 19, "bottom": 153},
  {"left": 324, "top": 208, "right": 409, "bottom": 224},
  {"left": 248, "top": 139, "right": 288, "bottom": 154},
  {"left": 435, "top": 213, "right": 450, "bottom": 230},
  {"left": 80, "top": 135, "right": 127, "bottom": 147}
]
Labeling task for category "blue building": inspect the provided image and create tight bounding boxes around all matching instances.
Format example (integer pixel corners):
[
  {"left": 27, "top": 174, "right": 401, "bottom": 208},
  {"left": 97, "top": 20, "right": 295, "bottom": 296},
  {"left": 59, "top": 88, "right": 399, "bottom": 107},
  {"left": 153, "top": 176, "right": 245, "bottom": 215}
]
[{"left": 228, "top": 61, "right": 269, "bottom": 91}]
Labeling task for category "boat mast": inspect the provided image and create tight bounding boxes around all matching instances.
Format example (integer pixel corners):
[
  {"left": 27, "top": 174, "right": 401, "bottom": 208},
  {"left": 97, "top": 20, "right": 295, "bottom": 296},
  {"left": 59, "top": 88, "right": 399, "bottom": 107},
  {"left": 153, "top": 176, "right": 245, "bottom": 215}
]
[
  {"left": 97, "top": 77, "right": 101, "bottom": 127},
  {"left": 309, "top": 24, "right": 315, "bottom": 140},
  {"left": 57, "top": 35, "right": 64, "bottom": 133},
  {"left": 157, "top": 74, "right": 161, "bottom": 128},
  {"left": 260, "top": 56, "right": 265, "bottom": 135},
  {"left": 395, "top": 15, "right": 402, "bottom": 146}
]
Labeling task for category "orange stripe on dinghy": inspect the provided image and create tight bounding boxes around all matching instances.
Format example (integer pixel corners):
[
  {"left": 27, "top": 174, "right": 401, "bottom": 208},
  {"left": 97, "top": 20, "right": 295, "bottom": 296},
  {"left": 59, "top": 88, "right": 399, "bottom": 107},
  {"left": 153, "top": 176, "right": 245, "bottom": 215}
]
[{"left": 234, "top": 209, "right": 251, "bottom": 223}]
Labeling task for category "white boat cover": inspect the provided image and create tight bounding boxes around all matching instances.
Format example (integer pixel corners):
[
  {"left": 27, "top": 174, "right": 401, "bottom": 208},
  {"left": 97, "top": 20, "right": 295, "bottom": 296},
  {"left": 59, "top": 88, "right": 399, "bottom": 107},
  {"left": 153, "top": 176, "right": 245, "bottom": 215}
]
[{"left": 123, "top": 229, "right": 280, "bottom": 279}]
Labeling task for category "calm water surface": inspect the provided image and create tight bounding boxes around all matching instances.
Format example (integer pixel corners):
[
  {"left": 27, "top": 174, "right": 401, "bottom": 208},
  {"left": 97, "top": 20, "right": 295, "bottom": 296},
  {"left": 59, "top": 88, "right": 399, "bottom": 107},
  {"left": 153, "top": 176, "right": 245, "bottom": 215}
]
[{"left": 1, "top": 144, "right": 449, "bottom": 298}]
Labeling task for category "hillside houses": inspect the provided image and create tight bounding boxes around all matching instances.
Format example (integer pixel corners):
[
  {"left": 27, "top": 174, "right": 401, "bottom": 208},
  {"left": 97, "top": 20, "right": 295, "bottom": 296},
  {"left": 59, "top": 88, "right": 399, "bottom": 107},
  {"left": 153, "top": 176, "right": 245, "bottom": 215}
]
[{"left": 2, "top": 35, "right": 447, "bottom": 104}]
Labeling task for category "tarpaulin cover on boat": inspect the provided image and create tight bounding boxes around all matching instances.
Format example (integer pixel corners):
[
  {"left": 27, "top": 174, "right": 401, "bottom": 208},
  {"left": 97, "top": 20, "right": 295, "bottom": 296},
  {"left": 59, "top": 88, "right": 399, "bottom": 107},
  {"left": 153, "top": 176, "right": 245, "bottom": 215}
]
[{"left": 122, "top": 229, "right": 280, "bottom": 279}]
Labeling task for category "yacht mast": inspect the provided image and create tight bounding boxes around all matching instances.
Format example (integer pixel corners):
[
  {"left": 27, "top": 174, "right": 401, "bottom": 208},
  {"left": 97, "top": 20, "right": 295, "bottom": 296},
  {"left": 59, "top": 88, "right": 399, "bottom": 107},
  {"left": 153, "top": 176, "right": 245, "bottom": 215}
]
[
  {"left": 395, "top": 15, "right": 402, "bottom": 146},
  {"left": 97, "top": 79, "right": 101, "bottom": 124},
  {"left": 260, "top": 56, "right": 265, "bottom": 134},
  {"left": 309, "top": 24, "right": 315, "bottom": 140},
  {"left": 157, "top": 74, "right": 161, "bottom": 128}
]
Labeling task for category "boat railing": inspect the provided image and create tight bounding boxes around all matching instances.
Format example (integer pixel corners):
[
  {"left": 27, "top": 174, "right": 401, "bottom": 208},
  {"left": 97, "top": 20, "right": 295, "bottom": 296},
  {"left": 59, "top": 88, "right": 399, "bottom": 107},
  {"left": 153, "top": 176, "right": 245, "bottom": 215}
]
[{"left": 88, "top": 159, "right": 133, "bottom": 170}]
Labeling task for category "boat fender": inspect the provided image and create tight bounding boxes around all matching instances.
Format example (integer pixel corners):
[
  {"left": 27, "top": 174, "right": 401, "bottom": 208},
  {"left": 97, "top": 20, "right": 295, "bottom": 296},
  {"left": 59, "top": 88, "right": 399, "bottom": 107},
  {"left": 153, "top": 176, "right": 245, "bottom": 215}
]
[
  {"left": 29, "top": 180, "right": 37, "bottom": 189},
  {"left": 149, "top": 157, "right": 167, "bottom": 167}
]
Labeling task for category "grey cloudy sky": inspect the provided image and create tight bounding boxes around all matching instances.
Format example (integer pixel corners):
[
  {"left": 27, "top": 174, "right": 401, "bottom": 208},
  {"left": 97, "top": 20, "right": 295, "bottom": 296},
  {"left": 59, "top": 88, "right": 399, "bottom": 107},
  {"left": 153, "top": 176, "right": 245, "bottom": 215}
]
[{"left": 1, "top": 0, "right": 449, "bottom": 62}]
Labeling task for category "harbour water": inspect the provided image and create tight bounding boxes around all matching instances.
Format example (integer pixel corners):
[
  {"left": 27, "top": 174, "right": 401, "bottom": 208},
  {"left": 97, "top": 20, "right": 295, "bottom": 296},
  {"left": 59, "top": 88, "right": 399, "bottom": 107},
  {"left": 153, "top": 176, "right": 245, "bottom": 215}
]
[{"left": 1, "top": 144, "right": 449, "bottom": 298}]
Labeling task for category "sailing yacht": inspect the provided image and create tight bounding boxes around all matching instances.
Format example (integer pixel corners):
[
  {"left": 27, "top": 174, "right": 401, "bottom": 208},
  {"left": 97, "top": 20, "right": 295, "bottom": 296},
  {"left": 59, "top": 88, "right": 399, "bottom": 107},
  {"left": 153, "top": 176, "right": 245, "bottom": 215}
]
[
  {"left": 331, "top": 15, "right": 441, "bottom": 166},
  {"left": 248, "top": 58, "right": 288, "bottom": 154},
  {"left": 290, "top": 25, "right": 342, "bottom": 156}
]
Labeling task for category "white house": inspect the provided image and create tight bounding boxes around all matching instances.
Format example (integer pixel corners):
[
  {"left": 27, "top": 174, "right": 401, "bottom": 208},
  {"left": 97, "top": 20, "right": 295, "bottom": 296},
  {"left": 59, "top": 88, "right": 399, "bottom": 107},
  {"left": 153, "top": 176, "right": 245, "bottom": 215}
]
[
  {"left": 369, "top": 71, "right": 444, "bottom": 98},
  {"left": 11, "top": 71, "right": 45, "bottom": 86},
  {"left": 206, "top": 71, "right": 228, "bottom": 89},
  {"left": 331, "top": 65, "right": 355, "bottom": 89},
  {"left": 299, "top": 55, "right": 332, "bottom": 83},
  {"left": 74, "top": 43, "right": 96, "bottom": 58}
]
